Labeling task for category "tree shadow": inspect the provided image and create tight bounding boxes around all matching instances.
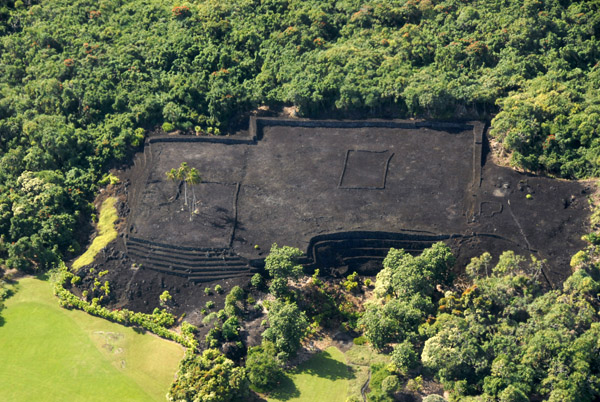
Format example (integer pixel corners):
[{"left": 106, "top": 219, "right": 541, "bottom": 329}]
[
  {"left": 36, "top": 272, "right": 51, "bottom": 281},
  {"left": 265, "top": 374, "right": 300, "bottom": 401},
  {"left": 132, "top": 326, "right": 147, "bottom": 335},
  {"left": 268, "top": 349, "right": 357, "bottom": 400},
  {"left": 296, "top": 350, "right": 356, "bottom": 381}
]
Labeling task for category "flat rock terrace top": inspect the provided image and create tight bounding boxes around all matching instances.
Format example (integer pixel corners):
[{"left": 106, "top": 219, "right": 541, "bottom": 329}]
[{"left": 122, "top": 117, "right": 591, "bottom": 287}]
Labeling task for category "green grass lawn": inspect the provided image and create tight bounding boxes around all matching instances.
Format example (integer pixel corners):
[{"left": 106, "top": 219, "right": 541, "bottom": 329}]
[
  {"left": 267, "top": 346, "right": 353, "bottom": 402},
  {"left": 0, "top": 277, "right": 184, "bottom": 401}
]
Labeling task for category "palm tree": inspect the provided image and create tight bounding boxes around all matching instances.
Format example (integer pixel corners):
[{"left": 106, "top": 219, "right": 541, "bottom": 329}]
[
  {"left": 186, "top": 167, "right": 201, "bottom": 220},
  {"left": 165, "top": 168, "right": 179, "bottom": 201},
  {"left": 177, "top": 162, "right": 190, "bottom": 207}
]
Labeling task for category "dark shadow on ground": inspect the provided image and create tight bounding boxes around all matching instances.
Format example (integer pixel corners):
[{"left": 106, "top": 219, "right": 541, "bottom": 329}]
[
  {"left": 265, "top": 375, "right": 300, "bottom": 401},
  {"left": 133, "top": 327, "right": 147, "bottom": 335},
  {"left": 267, "top": 349, "right": 356, "bottom": 401},
  {"left": 36, "top": 272, "right": 51, "bottom": 281},
  {"left": 295, "top": 349, "right": 356, "bottom": 381}
]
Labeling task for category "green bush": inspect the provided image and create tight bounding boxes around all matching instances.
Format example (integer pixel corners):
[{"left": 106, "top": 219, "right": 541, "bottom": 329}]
[
  {"left": 246, "top": 341, "right": 283, "bottom": 391},
  {"left": 162, "top": 122, "right": 174, "bottom": 132},
  {"left": 381, "top": 375, "right": 400, "bottom": 395},
  {"left": 251, "top": 273, "right": 264, "bottom": 289},
  {"left": 353, "top": 336, "right": 368, "bottom": 345}
]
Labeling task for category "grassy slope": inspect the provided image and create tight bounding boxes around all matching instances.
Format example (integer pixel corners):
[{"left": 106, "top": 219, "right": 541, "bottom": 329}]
[
  {"left": 0, "top": 277, "right": 184, "bottom": 401},
  {"left": 267, "top": 346, "right": 351, "bottom": 402},
  {"left": 73, "top": 197, "right": 118, "bottom": 270}
]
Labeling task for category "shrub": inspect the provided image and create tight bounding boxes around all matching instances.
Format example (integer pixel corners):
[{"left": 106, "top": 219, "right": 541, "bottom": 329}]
[
  {"left": 229, "top": 286, "right": 244, "bottom": 301},
  {"left": 405, "top": 376, "right": 423, "bottom": 393},
  {"left": 224, "top": 303, "right": 238, "bottom": 318},
  {"left": 222, "top": 317, "right": 240, "bottom": 341},
  {"left": 251, "top": 273, "right": 264, "bottom": 289},
  {"left": 159, "top": 290, "right": 172, "bottom": 306},
  {"left": 343, "top": 280, "right": 359, "bottom": 292},
  {"left": 214, "top": 284, "right": 223, "bottom": 294},
  {"left": 311, "top": 269, "right": 323, "bottom": 287},
  {"left": 202, "top": 312, "right": 219, "bottom": 325},
  {"left": 343, "top": 271, "right": 360, "bottom": 292},
  {"left": 353, "top": 335, "right": 368, "bottom": 345},
  {"left": 204, "top": 287, "right": 212, "bottom": 295},
  {"left": 162, "top": 122, "right": 174, "bottom": 132},
  {"left": 206, "top": 300, "right": 215, "bottom": 309},
  {"left": 131, "top": 128, "right": 145, "bottom": 147},
  {"left": 246, "top": 341, "right": 283, "bottom": 391},
  {"left": 381, "top": 375, "right": 400, "bottom": 395},
  {"left": 217, "top": 309, "right": 228, "bottom": 321}
]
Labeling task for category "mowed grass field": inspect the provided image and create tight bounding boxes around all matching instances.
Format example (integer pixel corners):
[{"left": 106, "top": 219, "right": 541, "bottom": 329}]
[
  {"left": 268, "top": 346, "right": 352, "bottom": 402},
  {"left": 0, "top": 277, "right": 184, "bottom": 401}
]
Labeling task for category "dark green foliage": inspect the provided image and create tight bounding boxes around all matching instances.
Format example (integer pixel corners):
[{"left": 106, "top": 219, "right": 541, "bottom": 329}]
[
  {"left": 224, "top": 285, "right": 244, "bottom": 317},
  {"left": 262, "top": 300, "right": 308, "bottom": 359},
  {"left": 1, "top": 0, "right": 599, "bottom": 268},
  {"left": 265, "top": 244, "right": 304, "bottom": 296},
  {"left": 368, "top": 363, "right": 394, "bottom": 402},
  {"left": 381, "top": 375, "right": 400, "bottom": 396},
  {"left": 391, "top": 340, "right": 418, "bottom": 373},
  {"left": 245, "top": 341, "right": 284, "bottom": 391},
  {"left": 221, "top": 316, "right": 240, "bottom": 341},
  {"left": 265, "top": 244, "right": 303, "bottom": 279},
  {"left": 167, "top": 349, "right": 248, "bottom": 402},
  {"left": 359, "top": 242, "right": 454, "bottom": 349},
  {"left": 421, "top": 249, "right": 600, "bottom": 401},
  {"left": 250, "top": 273, "right": 264, "bottom": 289}
]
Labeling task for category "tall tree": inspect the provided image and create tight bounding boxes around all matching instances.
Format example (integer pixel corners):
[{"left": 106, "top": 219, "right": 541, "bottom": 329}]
[
  {"left": 177, "top": 162, "right": 190, "bottom": 207},
  {"left": 186, "top": 167, "right": 201, "bottom": 220}
]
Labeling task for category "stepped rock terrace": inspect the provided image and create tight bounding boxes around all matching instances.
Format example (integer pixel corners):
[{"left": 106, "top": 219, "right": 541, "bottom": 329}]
[{"left": 123, "top": 118, "right": 591, "bottom": 286}]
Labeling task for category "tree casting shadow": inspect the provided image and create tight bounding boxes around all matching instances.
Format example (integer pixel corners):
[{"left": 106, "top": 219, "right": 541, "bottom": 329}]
[
  {"left": 298, "top": 350, "right": 356, "bottom": 381},
  {"left": 266, "top": 374, "right": 300, "bottom": 401}
]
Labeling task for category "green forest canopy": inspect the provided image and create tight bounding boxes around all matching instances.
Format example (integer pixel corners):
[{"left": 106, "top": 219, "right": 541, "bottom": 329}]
[{"left": 0, "top": 0, "right": 599, "bottom": 269}]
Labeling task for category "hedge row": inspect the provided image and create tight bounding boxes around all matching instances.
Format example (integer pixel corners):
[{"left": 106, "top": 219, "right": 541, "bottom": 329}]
[{"left": 53, "top": 262, "right": 199, "bottom": 350}]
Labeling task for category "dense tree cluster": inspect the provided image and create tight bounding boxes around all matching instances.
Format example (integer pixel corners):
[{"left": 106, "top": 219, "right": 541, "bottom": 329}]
[
  {"left": 167, "top": 349, "right": 248, "bottom": 402},
  {"left": 356, "top": 240, "right": 600, "bottom": 401},
  {"left": 245, "top": 341, "right": 284, "bottom": 391},
  {"left": 420, "top": 250, "right": 600, "bottom": 401},
  {"left": 0, "top": 0, "right": 599, "bottom": 269},
  {"left": 360, "top": 242, "right": 455, "bottom": 349}
]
